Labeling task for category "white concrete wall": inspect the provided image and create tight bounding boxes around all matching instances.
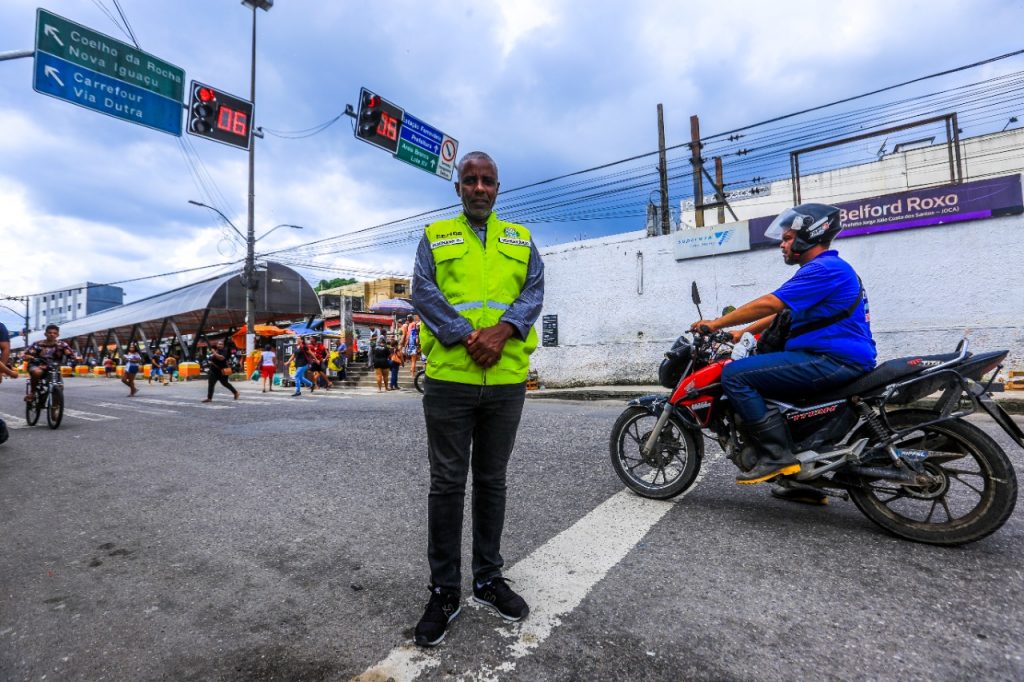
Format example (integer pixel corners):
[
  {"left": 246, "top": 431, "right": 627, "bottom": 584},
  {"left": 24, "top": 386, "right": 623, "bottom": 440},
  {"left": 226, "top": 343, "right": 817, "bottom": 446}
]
[{"left": 532, "top": 210, "right": 1024, "bottom": 387}]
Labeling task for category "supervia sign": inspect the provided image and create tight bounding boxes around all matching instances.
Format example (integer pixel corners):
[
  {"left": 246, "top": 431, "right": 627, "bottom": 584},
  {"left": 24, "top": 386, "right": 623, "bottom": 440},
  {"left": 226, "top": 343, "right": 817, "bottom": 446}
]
[{"left": 673, "top": 222, "right": 752, "bottom": 261}]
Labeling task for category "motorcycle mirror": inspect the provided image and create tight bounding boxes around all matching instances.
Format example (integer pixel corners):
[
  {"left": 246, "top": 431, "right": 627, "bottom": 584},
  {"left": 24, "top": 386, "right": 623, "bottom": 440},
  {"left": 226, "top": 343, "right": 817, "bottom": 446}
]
[{"left": 691, "top": 282, "right": 704, "bottom": 321}]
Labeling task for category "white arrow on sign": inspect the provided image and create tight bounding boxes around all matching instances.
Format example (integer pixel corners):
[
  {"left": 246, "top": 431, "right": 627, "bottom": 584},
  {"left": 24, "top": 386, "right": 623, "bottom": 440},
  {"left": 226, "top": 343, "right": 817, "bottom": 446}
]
[
  {"left": 44, "top": 65, "right": 64, "bottom": 87},
  {"left": 44, "top": 24, "right": 64, "bottom": 47}
]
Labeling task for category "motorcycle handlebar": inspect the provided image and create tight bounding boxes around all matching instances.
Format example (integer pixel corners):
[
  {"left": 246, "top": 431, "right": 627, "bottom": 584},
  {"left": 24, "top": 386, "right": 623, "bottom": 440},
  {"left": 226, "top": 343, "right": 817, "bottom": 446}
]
[{"left": 691, "top": 328, "right": 734, "bottom": 345}]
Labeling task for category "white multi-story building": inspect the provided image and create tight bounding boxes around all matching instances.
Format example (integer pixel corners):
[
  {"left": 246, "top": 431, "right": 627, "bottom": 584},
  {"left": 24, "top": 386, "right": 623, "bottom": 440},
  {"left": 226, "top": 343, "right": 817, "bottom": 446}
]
[{"left": 31, "top": 283, "right": 124, "bottom": 331}]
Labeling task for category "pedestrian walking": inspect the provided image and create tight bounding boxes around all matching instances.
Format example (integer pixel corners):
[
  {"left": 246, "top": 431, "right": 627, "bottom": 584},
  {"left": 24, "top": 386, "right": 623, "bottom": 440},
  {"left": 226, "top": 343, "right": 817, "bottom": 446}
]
[
  {"left": 122, "top": 343, "right": 142, "bottom": 397},
  {"left": 148, "top": 347, "right": 166, "bottom": 385},
  {"left": 258, "top": 343, "right": 277, "bottom": 392},
  {"left": 389, "top": 339, "right": 404, "bottom": 390},
  {"left": 372, "top": 338, "right": 390, "bottom": 392},
  {"left": 202, "top": 341, "right": 239, "bottom": 402},
  {"left": 309, "top": 336, "right": 331, "bottom": 390},
  {"left": 410, "top": 151, "right": 545, "bottom": 646},
  {"left": 402, "top": 314, "right": 422, "bottom": 378},
  {"left": 103, "top": 356, "right": 115, "bottom": 378},
  {"left": 164, "top": 353, "right": 177, "bottom": 382},
  {"left": 366, "top": 326, "right": 379, "bottom": 368},
  {"left": 288, "top": 338, "right": 314, "bottom": 396}
]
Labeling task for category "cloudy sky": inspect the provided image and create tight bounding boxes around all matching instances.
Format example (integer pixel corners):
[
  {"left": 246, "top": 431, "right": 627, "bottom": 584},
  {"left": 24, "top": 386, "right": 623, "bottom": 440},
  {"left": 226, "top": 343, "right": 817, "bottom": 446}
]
[{"left": 1, "top": 0, "right": 1022, "bottom": 331}]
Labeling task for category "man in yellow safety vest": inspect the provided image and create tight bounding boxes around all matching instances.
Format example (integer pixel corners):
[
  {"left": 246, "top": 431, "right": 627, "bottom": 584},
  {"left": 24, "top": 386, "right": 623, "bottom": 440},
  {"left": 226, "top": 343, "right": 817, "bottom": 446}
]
[{"left": 410, "top": 151, "right": 545, "bottom": 647}]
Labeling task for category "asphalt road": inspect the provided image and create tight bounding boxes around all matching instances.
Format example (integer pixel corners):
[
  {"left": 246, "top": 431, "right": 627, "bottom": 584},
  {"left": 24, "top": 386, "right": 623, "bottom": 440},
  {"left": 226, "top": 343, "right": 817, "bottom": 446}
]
[{"left": 1, "top": 377, "right": 1022, "bottom": 681}]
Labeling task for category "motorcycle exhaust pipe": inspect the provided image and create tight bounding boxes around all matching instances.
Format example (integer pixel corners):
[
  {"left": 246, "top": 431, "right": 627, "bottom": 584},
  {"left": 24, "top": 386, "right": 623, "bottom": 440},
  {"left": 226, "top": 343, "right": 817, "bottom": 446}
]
[{"left": 848, "top": 465, "right": 934, "bottom": 486}]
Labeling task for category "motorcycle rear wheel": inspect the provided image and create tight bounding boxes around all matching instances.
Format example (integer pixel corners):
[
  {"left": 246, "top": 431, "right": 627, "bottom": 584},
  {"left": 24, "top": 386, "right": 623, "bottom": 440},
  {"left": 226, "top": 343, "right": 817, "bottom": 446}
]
[
  {"left": 849, "top": 410, "right": 1017, "bottom": 546},
  {"left": 610, "top": 406, "right": 701, "bottom": 499}
]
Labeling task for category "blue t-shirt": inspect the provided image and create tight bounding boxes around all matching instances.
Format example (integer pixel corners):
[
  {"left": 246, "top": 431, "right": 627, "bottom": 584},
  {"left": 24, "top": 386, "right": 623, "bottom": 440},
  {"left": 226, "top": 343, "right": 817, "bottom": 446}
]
[
  {"left": 772, "top": 250, "right": 876, "bottom": 371},
  {"left": 0, "top": 323, "right": 9, "bottom": 343}
]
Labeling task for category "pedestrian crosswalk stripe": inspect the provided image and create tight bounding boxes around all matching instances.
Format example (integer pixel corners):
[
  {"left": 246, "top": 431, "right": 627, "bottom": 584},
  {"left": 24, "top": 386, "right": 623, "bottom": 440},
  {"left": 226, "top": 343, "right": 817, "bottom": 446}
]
[
  {"left": 135, "top": 397, "right": 231, "bottom": 410},
  {"left": 94, "top": 401, "right": 178, "bottom": 415},
  {"left": 0, "top": 412, "right": 30, "bottom": 429},
  {"left": 63, "top": 409, "right": 120, "bottom": 422}
]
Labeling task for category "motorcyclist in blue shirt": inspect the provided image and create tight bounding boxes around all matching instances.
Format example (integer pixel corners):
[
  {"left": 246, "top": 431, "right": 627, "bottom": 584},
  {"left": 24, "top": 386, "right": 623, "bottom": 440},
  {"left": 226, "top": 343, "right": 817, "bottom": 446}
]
[{"left": 691, "top": 203, "right": 876, "bottom": 495}]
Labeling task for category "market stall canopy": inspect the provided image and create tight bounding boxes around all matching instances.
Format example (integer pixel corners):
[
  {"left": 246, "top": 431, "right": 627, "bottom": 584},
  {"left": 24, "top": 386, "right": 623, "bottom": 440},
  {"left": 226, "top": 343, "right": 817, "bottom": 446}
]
[
  {"left": 19, "top": 262, "right": 320, "bottom": 358},
  {"left": 288, "top": 322, "right": 341, "bottom": 338}
]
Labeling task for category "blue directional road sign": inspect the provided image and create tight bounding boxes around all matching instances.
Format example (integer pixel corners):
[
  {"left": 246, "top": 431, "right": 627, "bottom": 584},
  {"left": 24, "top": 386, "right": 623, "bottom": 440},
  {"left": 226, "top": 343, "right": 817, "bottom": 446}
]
[
  {"left": 32, "top": 8, "right": 183, "bottom": 136},
  {"left": 33, "top": 51, "right": 183, "bottom": 135},
  {"left": 395, "top": 113, "right": 458, "bottom": 181}
]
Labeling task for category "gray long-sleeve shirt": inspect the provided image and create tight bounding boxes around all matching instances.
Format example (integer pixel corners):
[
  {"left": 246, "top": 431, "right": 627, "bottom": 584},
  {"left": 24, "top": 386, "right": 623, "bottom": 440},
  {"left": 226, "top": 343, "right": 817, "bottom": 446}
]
[{"left": 412, "top": 219, "right": 545, "bottom": 346}]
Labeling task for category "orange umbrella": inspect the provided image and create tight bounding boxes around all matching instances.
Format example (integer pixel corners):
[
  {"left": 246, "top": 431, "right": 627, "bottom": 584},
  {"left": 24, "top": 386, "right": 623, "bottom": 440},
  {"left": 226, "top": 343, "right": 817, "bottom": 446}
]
[{"left": 231, "top": 324, "right": 293, "bottom": 348}]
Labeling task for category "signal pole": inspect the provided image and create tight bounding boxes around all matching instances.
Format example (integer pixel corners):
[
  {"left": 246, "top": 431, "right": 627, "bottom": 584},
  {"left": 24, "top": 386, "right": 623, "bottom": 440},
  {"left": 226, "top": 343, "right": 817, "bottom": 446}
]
[{"left": 242, "top": 0, "right": 273, "bottom": 356}]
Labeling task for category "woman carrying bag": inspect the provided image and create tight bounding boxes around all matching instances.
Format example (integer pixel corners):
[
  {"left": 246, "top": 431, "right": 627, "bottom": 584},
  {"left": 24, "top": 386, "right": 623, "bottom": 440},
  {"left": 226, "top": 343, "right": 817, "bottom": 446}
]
[
  {"left": 202, "top": 341, "right": 239, "bottom": 402},
  {"left": 388, "top": 339, "right": 404, "bottom": 390},
  {"left": 288, "top": 337, "right": 315, "bottom": 397},
  {"left": 372, "top": 339, "right": 391, "bottom": 392}
]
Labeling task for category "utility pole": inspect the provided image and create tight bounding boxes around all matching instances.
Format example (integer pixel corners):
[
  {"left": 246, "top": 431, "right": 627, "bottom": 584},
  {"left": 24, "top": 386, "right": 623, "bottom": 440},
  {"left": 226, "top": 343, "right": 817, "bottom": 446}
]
[
  {"left": 689, "top": 115, "right": 704, "bottom": 228},
  {"left": 715, "top": 156, "right": 725, "bottom": 224},
  {"left": 1, "top": 295, "right": 31, "bottom": 344},
  {"left": 242, "top": 0, "right": 273, "bottom": 356},
  {"left": 656, "top": 104, "right": 671, "bottom": 235}
]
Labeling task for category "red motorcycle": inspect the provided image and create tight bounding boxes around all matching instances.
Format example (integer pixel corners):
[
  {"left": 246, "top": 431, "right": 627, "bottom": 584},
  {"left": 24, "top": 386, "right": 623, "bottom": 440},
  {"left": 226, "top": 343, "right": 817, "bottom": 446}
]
[{"left": 610, "top": 283, "right": 1022, "bottom": 546}]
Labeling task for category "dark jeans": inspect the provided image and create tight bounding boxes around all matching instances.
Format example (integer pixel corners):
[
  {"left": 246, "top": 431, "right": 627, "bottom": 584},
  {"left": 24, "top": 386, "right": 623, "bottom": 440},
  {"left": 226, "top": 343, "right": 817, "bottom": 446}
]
[
  {"left": 389, "top": 362, "right": 400, "bottom": 389},
  {"left": 206, "top": 372, "right": 238, "bottom": 399},
  {"left": 722, "top": 351, "right": 866, "bottom": 423},
  {"left": 422, "top": 377, "right": 527, "bottom": 591}
]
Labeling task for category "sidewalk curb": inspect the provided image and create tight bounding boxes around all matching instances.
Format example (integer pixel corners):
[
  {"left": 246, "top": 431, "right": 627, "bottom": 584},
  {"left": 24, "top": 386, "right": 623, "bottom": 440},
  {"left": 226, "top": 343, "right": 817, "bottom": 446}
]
[{"left": 527, "top": 386, "right": 1024, "bottom": 415}]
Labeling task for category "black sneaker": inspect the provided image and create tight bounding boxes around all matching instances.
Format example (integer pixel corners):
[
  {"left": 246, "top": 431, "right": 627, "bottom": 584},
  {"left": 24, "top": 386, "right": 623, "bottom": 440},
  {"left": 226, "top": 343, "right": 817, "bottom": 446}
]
[
  {"left": 414, "top": 586, "right": 461, "bottom": 647},
  {"left": 473, "top": 577, "right": 529, "bottom": 622}
]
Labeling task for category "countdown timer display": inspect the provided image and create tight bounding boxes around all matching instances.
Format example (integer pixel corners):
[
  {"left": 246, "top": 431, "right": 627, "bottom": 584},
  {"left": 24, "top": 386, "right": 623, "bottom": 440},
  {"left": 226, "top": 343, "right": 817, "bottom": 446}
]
[{"left": 187, "top": 80, "right": 254, "bottom": 151}]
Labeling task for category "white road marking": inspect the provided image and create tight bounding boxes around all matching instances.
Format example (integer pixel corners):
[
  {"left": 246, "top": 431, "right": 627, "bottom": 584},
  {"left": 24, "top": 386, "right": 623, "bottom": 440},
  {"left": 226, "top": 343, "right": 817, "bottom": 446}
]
[
  {"left": 251, "top": 391, "right": 352, "bottom": 401},
  {"left": 134, "top": 397, "right": 231, "bottom": 410},
  {"left": 356, "top": 451, "right": 724, "bottom": 681},
  {"left": 0, "top": 412, "right": 30, "bottom": 429},
  {"left": 62, "top": 409, "right": 119, "bottom": 422},
  {"left": 94, "top": 401, "right": 178, "bottom": 415}
]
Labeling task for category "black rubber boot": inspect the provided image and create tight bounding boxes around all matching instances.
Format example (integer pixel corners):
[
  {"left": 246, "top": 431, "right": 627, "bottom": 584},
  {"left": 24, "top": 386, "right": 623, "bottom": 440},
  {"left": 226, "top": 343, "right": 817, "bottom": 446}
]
[
  {"left": 771, "top": 483, "right": 828, "bottom": 505},
  {"left": 735, "top": 412, "right": 800, "bottom": 485}
]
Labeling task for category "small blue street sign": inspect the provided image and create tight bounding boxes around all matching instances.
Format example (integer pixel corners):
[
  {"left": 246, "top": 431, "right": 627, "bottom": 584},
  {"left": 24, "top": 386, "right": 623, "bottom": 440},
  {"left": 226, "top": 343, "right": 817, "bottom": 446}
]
[
  {"left": 400, "top": 113, "right": 443, "bottom": 155},
  {"left": 33, "top": 51, "right": 183, "bottom": 136}
]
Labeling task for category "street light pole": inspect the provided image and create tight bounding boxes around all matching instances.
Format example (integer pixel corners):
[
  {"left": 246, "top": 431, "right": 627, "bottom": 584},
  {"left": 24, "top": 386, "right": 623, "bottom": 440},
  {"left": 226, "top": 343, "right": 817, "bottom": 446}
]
[
  {"left": 1, "top": 296, "right": 30, "bottom": 344},
  {"left": 242, "top": 0, "right": 273, "bottom": 356}
]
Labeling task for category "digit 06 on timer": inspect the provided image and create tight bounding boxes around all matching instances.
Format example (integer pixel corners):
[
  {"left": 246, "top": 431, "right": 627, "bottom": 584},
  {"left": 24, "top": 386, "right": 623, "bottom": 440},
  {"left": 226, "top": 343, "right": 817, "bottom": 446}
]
[{"left": 187, "top": 80, "right": 254, "bottom": 151}]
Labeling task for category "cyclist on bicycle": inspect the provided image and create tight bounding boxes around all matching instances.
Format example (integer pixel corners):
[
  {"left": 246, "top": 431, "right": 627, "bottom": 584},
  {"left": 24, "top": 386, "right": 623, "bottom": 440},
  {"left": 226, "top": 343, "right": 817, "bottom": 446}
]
[{"left": 23, "top": 324, "right": 78, "bottom": 403}]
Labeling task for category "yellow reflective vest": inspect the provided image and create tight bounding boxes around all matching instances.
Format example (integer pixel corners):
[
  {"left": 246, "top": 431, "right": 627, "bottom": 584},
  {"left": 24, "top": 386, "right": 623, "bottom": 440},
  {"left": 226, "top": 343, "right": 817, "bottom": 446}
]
[{"left": 419, "top": 213, "right": 538, "bottom": 385}]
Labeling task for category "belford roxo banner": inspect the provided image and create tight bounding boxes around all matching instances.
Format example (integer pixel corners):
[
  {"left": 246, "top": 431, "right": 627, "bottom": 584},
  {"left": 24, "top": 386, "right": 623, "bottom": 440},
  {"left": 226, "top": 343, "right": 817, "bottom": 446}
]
[{"left": 749, "top": 174, "right": 1023, "bottom": 248}]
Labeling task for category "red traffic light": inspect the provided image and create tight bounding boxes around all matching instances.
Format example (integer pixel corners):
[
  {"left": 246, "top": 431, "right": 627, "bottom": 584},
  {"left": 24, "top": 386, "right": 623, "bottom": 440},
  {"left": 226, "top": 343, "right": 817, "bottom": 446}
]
[{"left": 198, "top": 87, "right": 217, "bottom": 102}]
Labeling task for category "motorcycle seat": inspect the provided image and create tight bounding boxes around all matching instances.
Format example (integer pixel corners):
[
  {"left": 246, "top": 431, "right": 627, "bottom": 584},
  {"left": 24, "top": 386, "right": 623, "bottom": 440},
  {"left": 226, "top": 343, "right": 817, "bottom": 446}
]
[{"left": 801, "top": 352, "right": 962, "bottom": 404}]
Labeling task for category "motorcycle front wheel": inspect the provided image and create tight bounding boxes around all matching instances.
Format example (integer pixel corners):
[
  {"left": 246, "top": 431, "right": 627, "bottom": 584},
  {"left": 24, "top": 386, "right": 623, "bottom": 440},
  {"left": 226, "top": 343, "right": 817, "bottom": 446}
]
[
  {"left": 610, "top": 406, "right": 701, "bottom": 499},
  {"left": 849, "top": 410, "right": 1017, "bottom": 546}
]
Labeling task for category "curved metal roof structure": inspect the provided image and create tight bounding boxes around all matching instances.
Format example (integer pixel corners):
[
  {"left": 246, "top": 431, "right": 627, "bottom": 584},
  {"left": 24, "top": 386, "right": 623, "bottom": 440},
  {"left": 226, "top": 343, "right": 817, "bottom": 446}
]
[{"left": 25, "top": 262, "right": 320, "bottom": 358}]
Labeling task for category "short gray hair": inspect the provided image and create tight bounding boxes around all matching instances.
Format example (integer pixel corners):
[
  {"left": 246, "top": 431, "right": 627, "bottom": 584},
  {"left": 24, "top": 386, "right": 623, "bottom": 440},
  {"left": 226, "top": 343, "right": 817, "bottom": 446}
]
[{"left": 457, "top": 151, "right": 498, "bottom": 179}]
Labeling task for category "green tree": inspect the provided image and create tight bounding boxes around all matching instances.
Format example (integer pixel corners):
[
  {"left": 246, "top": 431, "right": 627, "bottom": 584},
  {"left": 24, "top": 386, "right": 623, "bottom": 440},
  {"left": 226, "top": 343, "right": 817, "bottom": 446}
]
[{"left": 315, "top": 277, "right": 357, "bottom": 292}]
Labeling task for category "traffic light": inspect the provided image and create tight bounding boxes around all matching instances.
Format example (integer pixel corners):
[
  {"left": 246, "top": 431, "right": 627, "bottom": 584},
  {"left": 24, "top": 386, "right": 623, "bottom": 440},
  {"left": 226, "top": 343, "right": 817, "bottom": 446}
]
[
  {"left": 187, "top": 80, "right": 254, "bottom": 151},
  {"left": 354, "top": 87, "right": 403, "bottom": 154}
]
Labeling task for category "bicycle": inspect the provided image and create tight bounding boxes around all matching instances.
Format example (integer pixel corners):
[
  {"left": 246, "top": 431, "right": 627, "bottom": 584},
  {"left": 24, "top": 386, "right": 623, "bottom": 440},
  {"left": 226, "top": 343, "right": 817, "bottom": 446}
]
[
  {"left": 26, "top": 365, "right": 64, "bottom": 429},
  {"left": 414, "top": 357, "right": 427, "bottom": 394}
]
